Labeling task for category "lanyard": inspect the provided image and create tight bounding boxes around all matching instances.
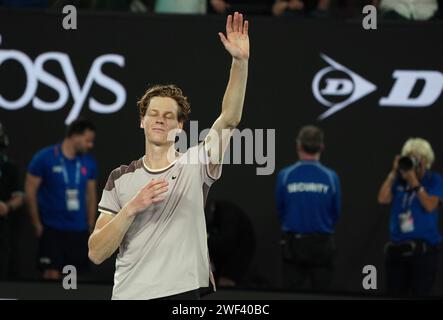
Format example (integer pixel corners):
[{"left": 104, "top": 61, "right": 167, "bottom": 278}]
[
  {"left": 58, "top": 146, "right": 81, "bottom": 188},
  {"left": 401, "top": 190, "right": 416, "bottom": 211}
]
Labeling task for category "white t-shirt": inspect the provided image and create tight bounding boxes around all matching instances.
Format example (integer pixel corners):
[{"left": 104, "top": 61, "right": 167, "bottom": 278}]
[{"left": 98, "top": 143, "right": 220, "bottom": 299}]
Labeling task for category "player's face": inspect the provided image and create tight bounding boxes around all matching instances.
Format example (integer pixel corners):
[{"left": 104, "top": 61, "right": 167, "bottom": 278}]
[
  {"left": 73, "top": 129, "right": 95, "bottom": 154},
  {"left": 141, "top": 97, "right": 183, "bottom": 146}
]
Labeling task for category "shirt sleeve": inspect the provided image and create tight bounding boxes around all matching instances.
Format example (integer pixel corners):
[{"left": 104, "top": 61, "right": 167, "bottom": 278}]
[
  {"left": 391, "top": 177, "right": 399, "bottom": 195},
  {"left": 200, "top": 141, "right": 223, "bottom": 187},
  {"left": 426, "top": 173, "right": 443, "bottom": 199},
  {"left": 27, "top": 149, "right": 47, "bottom": 178},
  {"left": 98, "top": 169, "right": 122, "bottom": 216}
]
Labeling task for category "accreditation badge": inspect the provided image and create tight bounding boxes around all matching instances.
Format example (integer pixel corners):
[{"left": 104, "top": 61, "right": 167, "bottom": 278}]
[
  {"left": 66, "top": 189, "right": 80, "bottom": 211},
  {"left": 399, "top": 210, "right": 414, "bottom": 233}
]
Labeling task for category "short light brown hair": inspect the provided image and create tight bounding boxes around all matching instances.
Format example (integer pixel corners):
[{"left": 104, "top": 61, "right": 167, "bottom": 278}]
[
  {"left": 297, "top": 125, "right": 324, "bottom": 154},
  {"left": 137, "top": 84, "right": 191, "bottom": 122}
]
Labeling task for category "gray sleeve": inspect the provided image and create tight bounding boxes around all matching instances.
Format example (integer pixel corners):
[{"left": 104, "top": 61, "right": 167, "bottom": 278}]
[
  {"left": 98, "top": 169, "right": 122, "bottom": 215},
  {"left": 199, "top": 141, "right": 223, "bottom": 186},
  {"left": 98, "top": 189, "right": 121, "bottom": 215}
]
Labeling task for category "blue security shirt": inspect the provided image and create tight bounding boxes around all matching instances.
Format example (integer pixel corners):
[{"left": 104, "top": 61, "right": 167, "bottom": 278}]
[
  {"left": 390, "top": 171, "right": 443, "bottom": 246},
  {"left": 276, "top": 160, "right": 341, "bottom": 234},
  {"left": 28, "top": 144, "right": 97, "bottom": 231}
]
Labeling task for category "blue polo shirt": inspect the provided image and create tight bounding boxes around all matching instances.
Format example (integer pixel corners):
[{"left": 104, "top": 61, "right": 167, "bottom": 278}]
[
  {"left": 390, "top": 171, "right": 443, "bottom": 246},
  {"left": 28, "top": 144, "right": 97, "bottom": 231},
  {"left": 276, "top": 160, "right": 341, "bottom": 234}
]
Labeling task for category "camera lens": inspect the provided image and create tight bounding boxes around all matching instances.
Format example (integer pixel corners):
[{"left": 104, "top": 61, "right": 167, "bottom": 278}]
[{"left": 398, "top": 156, "right": 414, "bottom": 171}]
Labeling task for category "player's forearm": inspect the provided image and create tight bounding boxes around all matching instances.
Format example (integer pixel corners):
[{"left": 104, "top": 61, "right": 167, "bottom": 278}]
[
  {"left": 220, "top": 59, "right": 248, "bottom": 128},
  {"left": 88, "top": 205, "right": 136, "bottom": 264}
]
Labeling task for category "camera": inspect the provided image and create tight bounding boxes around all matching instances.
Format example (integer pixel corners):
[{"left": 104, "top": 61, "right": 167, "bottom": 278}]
[{"left": 398, "top": 155, "right": 419, "bottom": 172}]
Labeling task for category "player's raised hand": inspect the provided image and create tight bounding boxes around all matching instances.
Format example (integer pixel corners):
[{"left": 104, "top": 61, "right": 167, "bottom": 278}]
[{"left": 218, "top": 11, "right": 249, "bottom": 61}]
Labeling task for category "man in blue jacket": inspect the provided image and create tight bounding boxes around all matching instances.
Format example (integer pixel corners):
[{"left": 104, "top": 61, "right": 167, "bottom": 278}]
[{"left": 276, "top": 125, "right": 341, "bottom": 291}]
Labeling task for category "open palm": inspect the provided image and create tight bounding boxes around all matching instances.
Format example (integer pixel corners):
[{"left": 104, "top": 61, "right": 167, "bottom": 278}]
[{"left": 219, "top": 12, "right": 249, "bottom": 60}]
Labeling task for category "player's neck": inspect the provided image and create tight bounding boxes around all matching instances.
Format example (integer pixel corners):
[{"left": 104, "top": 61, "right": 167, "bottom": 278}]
[
  {"left": 298, "top": 151, "right": 320, "bottom": 161},
  {"left": 61, "top": 139, "right": 76, "bottom": 159},
  {"left": 144, "top": 142, "right": 178, "bottom": 170}
]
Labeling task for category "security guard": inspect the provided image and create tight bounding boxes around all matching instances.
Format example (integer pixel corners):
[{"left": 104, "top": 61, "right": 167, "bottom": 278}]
[{"left": 276, "top": 125, "right": 341, "bottom": 291}]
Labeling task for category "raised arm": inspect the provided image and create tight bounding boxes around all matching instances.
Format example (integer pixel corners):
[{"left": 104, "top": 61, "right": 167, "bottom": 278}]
[{"left": 205, "top": 12, "right": 249, "bottom": 170}]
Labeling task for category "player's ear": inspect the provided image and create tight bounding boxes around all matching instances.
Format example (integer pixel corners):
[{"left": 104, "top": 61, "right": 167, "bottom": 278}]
[
  {"left": 178, "top": 122, "right": 183, "bottom": 130},
  {"left": 140, "top": 117, "right": 145, "bottom": 129}
]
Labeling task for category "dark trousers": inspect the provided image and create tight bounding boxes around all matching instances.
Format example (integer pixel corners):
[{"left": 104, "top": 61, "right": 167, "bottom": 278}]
[
  {"left": 386, "top": 250, "right": 440, "bottom": 297},
  {"left": 38, "top": 226, "right": 89, "bottom": 272},
  {"left": 282, "top": 233, "right": 335, "bottom": 292}
]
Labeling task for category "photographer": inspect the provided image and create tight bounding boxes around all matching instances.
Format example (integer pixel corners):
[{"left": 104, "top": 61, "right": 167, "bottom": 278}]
[{"left": 378, "top": 138, "right": 443, "bottom": 297}]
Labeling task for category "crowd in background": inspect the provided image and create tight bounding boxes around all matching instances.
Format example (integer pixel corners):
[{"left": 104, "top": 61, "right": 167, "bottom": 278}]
[{"left": 0, "top": 0, "right": 443, "bottom": 21}]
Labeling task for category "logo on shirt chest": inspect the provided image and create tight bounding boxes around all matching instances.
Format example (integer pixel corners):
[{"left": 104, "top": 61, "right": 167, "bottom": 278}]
[
  {"left": 52, "top": 166, "right": 63, "bottom": 173},
  {"left": 52, "top": 165, "right": 87, "bottom": 178}
]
